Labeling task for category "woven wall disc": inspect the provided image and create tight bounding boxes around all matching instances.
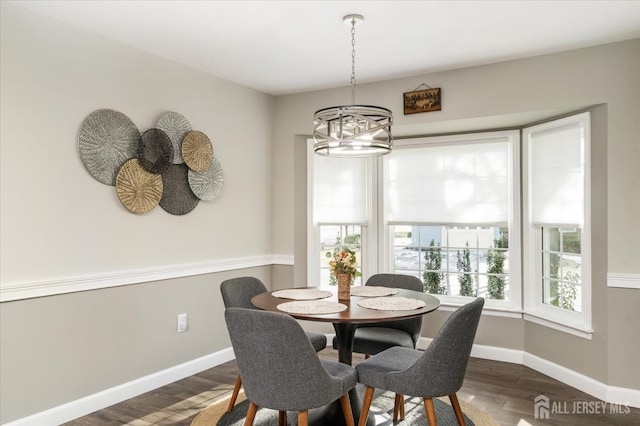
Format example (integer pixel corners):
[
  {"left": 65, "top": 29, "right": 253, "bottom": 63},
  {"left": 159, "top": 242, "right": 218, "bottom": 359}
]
[
  {"left": 78, "top": 109, "right": 140, "bottom": 186},
  {"left": 116, "top": 159, "right": 163, "bottom": 214},
  {"left": 159, "top": 163, "right": 200, "bottom": 215},
  {"left": 188, "top": 157, "right": 224, "bottom": 201},
  {"left": 138, "top": 128, "right": 174, "bottom": 174},
  {"left": 181, "top": 130, "right": 213, "bottom": 172},
  {"left": 156, "top": 112, "right": 191, "bottom": 164}
]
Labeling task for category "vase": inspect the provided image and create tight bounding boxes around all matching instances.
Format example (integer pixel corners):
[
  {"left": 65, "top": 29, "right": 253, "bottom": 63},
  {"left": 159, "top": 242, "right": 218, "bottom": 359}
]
[{"left": 337, "top": 273, "right": 352, "bottom": 301}]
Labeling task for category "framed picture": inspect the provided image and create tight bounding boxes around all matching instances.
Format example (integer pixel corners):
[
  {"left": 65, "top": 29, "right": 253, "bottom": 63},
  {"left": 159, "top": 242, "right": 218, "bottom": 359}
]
[{"left": 403, "top": 87, "right": 441, "bottom": 114}]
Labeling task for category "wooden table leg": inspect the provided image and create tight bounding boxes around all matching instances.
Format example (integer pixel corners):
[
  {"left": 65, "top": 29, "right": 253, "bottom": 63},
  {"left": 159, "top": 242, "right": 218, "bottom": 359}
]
[
  {"left": 330, "top": 323, "right": 375, "bottom": 426},
  {"left": 333, "top": 323, "right": 358, "bottom": 365}
]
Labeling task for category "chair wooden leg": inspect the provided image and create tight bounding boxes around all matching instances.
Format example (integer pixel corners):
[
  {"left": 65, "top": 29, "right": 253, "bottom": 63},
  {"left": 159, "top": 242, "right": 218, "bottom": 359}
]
[
  {"left": 358, "top": 386, "right": 375, "bottom": 426},
  {"left": 244, "top": 401, "right": 258, "bottom": 426},
  {"left": 423, "top": 398, "right": 437, "bottom": 426},
  {"left": 227, "top": 375, "right": 242, "bottom": 412},
  {"left": 393, "top": 393, "right": 405, "bottom": 421},
  {"left": 278, "top": 410, "right": 287, "bottom": 426},
  {"left": 340, "top": 393, "right": 355, "bottom": 426},
  {"left": 449, "top": 393, "right": 466, "bottom": 425},
  {"left": 298, "top": 410, "right": 308, "bottom": 426},
  {"left": 393, "top": 393, "right": 401, "bottom": 421}
]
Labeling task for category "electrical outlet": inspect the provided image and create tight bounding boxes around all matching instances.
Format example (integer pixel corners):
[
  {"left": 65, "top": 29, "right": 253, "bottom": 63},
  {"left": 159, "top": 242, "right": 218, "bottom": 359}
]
[{"left": 177, "top": 313, "right": 188, "bottom": 333}]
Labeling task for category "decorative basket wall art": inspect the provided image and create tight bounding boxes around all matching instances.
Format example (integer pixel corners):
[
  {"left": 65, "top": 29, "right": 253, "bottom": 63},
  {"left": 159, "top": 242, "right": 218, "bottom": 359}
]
[
  {"left": 78, "top": 109, "right": 140, "bottom": 185},
  {"left": 156, "top": 111, "right": 192, "bottom": 165},
  {"left": 78, "top": 109, "right": 224, "bottom": 215}
]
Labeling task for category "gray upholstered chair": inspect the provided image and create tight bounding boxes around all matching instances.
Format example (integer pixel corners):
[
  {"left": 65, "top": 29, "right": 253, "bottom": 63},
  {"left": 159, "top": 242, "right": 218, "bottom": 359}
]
[
  {"left": 225, "top": 308, "right": 357, "bottom": 426},
  {"left": 333, "top": 273, "right": 424, "bottom": 357},
  {"left": 355, "top": 298, "right": 484, "bottom": 426},
  {"left": 220, "top": 276, "right": 327, "bottom": 412}
]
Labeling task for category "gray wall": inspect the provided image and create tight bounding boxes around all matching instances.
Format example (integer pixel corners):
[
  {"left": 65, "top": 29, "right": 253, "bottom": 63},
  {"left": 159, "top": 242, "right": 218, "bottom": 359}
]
[
  {"left": 274, "top": 40, "right": 640, "bottom": 390},
  {"left": 0, "top": 3, "right": 274, "bottom": 423},
  {"left": 0, "top": 267, "right": 272, "bottom": 423},
  {"left": 1, "top": 3, "right": 274, "bottom": 286}
]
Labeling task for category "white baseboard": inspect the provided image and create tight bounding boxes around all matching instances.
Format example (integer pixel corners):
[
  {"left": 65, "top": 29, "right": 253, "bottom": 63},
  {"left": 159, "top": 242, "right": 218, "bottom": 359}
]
[
  {"left": 417, "top": 337, "right": 639, "bottom": 408},
  {"left": 523, "top": 352, "right": 640, "bottom": 408},
  {"left": 3, "top": 348, "right": 235, "bottom": 426},
  {"left": 607, "top": 385, "right": 640, "bottom": 410},
  {"left": 7, "top": 338, "right": 640, "bottom": 425},
  {"left": 418, "top": 337, "right": 524, "bottom": 364}
]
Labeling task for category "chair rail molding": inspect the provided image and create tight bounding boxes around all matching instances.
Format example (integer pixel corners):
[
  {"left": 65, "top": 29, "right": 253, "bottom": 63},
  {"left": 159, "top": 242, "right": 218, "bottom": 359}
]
[
  {"left": 0, "top": 255, "right": 287, "bottom": 302},
  {"left": 607, "top": 273, "right": 640, "bottom": 289}
]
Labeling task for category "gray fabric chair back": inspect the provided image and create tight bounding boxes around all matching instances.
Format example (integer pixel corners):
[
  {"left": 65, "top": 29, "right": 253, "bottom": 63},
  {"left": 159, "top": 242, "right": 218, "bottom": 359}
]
[
  {"left": 386, "top": 298, "right": 484, "bottom": 397},
  {"left": 360, "top": 273, "right": 424, "bottom": 346},
  {"left": 224, "top": 308, "right": 347, "bottom": 411},
  {"left": 366, "top": 273, "right": 423, "bottom": 291},
  {"left": 221, "top": 276, "right": 326, "bottom": 354},
  {"left": 220, "top": 276, "right": 267, "bottom": 309}
]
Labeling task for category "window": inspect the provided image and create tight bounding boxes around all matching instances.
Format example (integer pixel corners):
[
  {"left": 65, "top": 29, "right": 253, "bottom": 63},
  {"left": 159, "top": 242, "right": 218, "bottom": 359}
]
[
  {"left": 383, "top": 132, "right": 520, "bottom": 310},
  {"left": 393, "top": 225, "right": 510, "bottom": 300},
  {"left": 523, "top": 112, "right": 591, "bottom": 337},
  {"left": 307, "top": 149, "right": 374, "bottom": 286},
  {"left": 319, "top": 225, "right": 363, "bottom": 286},
  {"left": 541, "top": 227, "right": 583, "bottom": 312}
]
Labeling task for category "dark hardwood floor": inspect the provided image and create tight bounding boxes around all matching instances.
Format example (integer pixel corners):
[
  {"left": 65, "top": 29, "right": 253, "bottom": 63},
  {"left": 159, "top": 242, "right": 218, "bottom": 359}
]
[{"left": 65, "top": 348, "right": 639, "bottom": 426}]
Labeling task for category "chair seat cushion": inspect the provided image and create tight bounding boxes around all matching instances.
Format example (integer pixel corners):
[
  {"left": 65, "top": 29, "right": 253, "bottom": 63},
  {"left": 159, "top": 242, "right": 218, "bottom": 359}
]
[
  {"left": 333, "top": 327, "right": 414, "bottom": 355},
  {"left": 306, "top": 331, "right": 327, "bottom": 352},
  {"left": 320, "top": 359, "right": 359, "bottom": 394},
  {"left": 355, "top": 346, "right": 422, "bottom": 390}
]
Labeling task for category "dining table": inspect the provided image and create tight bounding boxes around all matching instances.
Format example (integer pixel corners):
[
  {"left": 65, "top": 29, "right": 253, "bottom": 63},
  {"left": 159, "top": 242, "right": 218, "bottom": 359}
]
[{"left": 251, "top": 285, "right": 440, "bottom": 426}]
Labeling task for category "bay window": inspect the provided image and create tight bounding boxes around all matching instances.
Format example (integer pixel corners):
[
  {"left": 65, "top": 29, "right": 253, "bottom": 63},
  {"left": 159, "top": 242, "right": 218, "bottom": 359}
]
[{"left": 307, "top": 111, "right": 592, "bottom": 335}]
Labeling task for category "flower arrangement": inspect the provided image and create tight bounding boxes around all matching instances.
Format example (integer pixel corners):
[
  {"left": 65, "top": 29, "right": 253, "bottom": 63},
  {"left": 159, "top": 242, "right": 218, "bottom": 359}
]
[{"left": 326, "top": 246, "right": 361, "bottom": 278}]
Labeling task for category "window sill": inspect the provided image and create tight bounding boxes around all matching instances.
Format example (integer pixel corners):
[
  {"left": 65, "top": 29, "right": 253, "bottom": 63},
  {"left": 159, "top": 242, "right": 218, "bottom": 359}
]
[
  {"left": 524, "top": 313, "right": 593, "bottom": 340},
  {"left": 437, "top": 302, "right": 523, "bottom": 318},
  {"left": 436, "top": 302, "right": 594, "bottom": 339}
]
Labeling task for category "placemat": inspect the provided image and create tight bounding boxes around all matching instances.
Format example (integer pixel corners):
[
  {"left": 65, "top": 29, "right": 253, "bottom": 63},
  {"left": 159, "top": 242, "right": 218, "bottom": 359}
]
[
  {"left": 272, "top": 289, "right": 333, "bottom": 300},
  {"left": 277, "top": 300, "right": 347, "bottom": 314},
  {"left": 350, "top": 286, "right": 399, "bottom": 297},
  {"left": 358, "top": 296, "right": 426, "bottom": 311}
]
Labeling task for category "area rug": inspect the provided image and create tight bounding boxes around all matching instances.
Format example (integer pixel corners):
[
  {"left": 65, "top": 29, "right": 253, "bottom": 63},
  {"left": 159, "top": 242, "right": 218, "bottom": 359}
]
[{"left": 191, "top": 386, "right": 498, "bottom": 425}]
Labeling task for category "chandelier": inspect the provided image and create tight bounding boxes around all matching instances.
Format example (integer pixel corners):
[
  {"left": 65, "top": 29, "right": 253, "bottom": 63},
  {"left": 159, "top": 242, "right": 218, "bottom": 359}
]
[{"left": 313, "top": 14, "right": 393, "bottom": 157}]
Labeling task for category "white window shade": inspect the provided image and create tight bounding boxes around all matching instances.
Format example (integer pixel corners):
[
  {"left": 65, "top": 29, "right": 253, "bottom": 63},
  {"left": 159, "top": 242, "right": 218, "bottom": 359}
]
[
  {"left": 386, "top": 139, "right": 511, "bottom": 225},
  {"left": 526, "top": 119, "right": 585, "bottom": 227},
  {"left": 313, "top": 156, "right": 369, "bottom": 224}
]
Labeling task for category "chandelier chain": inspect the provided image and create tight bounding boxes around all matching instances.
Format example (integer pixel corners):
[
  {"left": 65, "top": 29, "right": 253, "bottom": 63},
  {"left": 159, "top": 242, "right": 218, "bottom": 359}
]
[{"left": 350, "top": 17, "right": 356, "bottom": 104}]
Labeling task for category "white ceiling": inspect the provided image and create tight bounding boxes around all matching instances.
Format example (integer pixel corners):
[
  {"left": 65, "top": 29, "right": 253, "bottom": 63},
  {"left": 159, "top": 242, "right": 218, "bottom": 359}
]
[{"left": 11, "top": 0, "right": 640, "bottom": 96}]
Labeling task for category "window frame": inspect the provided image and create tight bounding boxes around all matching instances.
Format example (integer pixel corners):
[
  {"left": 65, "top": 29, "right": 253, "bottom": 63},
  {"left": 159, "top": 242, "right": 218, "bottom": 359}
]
[{"left": 522, "top": 112, "right": 592, "bottom": 339}]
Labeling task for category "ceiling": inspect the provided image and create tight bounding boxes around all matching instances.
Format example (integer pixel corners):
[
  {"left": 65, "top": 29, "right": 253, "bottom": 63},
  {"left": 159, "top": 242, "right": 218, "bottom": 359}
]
[{"left": 11, "top": 0, "right": 640, "bottom": 96}]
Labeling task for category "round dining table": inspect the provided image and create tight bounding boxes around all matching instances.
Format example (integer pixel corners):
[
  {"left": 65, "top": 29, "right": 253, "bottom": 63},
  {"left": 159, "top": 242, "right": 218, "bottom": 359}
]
[{"left": 251, "top": 286, "right": 440, "bottom": 425}]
